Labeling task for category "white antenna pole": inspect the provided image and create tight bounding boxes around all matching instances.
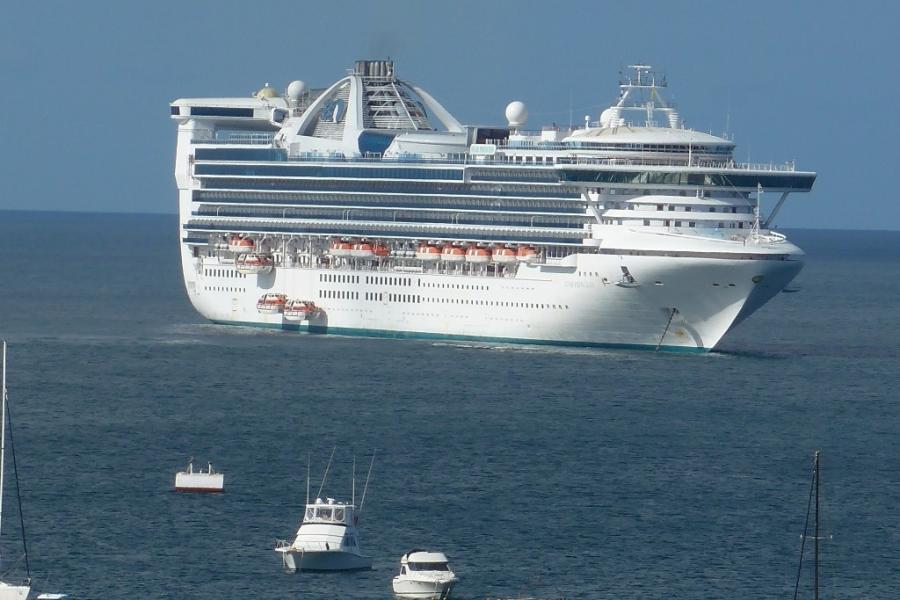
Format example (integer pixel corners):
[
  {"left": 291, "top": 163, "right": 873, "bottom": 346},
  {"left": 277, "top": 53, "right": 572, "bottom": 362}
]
[
  {"left": 0, "top": 341, "right": 6, "bottom": 554},
  {"left": 358, "top": 449, "right": 376, "bottom": 514},
  {"left": 352, "top": 455, "right": 356, "bottom": 507},
  {"left": 305, "top": 452, "right": 310, "bottom": 507},
  {"left": 316, "top": 446, "right": 336, "bottom": 500}
]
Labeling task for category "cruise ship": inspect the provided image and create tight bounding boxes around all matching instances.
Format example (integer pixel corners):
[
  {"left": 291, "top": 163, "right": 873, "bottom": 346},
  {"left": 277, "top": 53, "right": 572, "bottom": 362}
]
[{"left": 170, "top": 61, "right": 815, "bottom": 352}]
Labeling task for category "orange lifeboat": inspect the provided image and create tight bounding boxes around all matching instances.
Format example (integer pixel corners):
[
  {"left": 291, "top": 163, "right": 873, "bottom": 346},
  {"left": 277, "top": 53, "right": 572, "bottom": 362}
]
[
  {"left": 516, "top": 245, "right": 539, "bottom": 263},
  {"left": 283, "top": 299, "right": 319, "bottom": 321},
  {"left": 230, "top": 236, "right": 256, "bottom": 254},
  {"left": 235, "top": 253, "right": 274, "bottom": 274},
  {"left": 328, "top": 239, "right": 353, "bottom": 257},
  {"left": 256, "top": 293, "right": 287, "bottom": 314},
  {"left": 415, "top": 243, "right": 441, "bottom": 262},
  {"left": 492, "top": 245, "right": 517, "bottom": 264},
  {"left": 372, "top": 243, "right": 391, "bottom": 258},
  {"left": 441, "top": 245, "right": 465, "bottom": 262},
  {"left": 465, "top": 246, "right": 491, "bottom": 264},
  {"left": 351, "top": 241, "right": 375, "bottom": 258}
]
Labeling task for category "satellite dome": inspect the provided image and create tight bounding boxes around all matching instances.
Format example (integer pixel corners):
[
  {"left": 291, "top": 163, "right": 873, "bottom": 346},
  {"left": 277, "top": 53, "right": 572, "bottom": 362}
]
[
  {"left": 256, "top": 83, "right": 279, "bottom": 99},
  {"left": 505, "top": 101, "right": 528, "bottom": 128},
  {"left": 287, "top": 80, "right": 307, "bottom": 102}
]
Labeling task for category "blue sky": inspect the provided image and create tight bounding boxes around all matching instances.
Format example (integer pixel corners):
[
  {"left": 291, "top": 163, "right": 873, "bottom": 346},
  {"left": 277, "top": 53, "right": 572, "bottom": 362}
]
[{"left": 1, "top": 1, "right": 897, "bottom": 230}]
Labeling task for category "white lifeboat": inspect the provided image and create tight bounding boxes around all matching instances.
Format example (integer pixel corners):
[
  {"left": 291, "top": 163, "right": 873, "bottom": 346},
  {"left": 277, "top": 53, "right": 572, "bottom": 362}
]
[
  {"left": 174, "top": 460, "right": 224, "bottom": 493},
  {"left": 257, "top": 293, "right": 287, "bottom": 314},
  {"left": 516, "top": 245, "right": 539, "bottom": 263},
  {"left": 351, "top": 241, "right": 376, "bottom": 258},
  {"left": 492, "top": 245, "right": 517, "bottom": 264},
  {"left": 284, "top": 299, "right": 319, "bottom": 321},
  {"left": 440, "top": 245, "right": 465, "bottom": 262},
  {"left": 328, "top": 240, "right": 353, "bottom": 257},
  {"left": 416, "top": 244, "right": 441, "bottom": 262},
  {"left": 465, "top": 246, "right": 491, "bottom": 264},
  {"left": 235, "top": 253, "right": 274, "bottom": 274}
]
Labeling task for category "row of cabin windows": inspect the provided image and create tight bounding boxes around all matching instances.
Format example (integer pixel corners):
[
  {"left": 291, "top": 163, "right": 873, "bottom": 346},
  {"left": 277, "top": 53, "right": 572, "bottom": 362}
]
[
  {"left": 614, "top": 204, "right": 747, "bottom": 213},
  {"left": 321, "top": 273, "right": 361, "bottom": 284},
  {"left": 204, "top": 286, "right": 245, "bottom": 293},
  {"left": 204, "top": 268, "right": 247, "bottom": 279},
  {"left": 602, "top": 219, "right": 747, "bottom": 228},
  {"left": 323, "top": 292, "right": 569, "bottom": 310},
  {"left": 322, "top": 290, "right": 360, "bottom": 300},
  {"left": 510, "top": 155, "right": 556, "bottom": 164},
  {"left": 422, "top": 281, "right": 488, "bottom": 290}
]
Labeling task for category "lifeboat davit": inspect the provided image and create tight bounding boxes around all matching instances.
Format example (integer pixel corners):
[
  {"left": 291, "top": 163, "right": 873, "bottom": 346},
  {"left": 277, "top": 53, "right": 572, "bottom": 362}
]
[
  {"left": 230, "top": 236, "right": 256, "bottom": 254},
  {"left": 235, "top": 253, "right": 274, "bottom": 274},
  {"left": 351, "top": 241, "right": 375, "bottom": 258},
  {"left": 416, "top": 244, "right": 441, "bottom": 261},
  {"left": 256, "top": 293, "right": 287, "bottom": 314},
  {"left": 492, "top": 245, "right": 517, "bottom": 264},
  {"left": 441, "top": 245, "right": 465, "bottom": 262},
  {"left": 516, "top": 245, "right": 539, "bottom": 263},
  {"left": 283, "top": 299, "right": 319, "bottom": 321},
  {"left": 328, "top": 240, "right": 353, "bottom": 257},
  {"left": 465, "top": 246, "right": 491, "bottom": 264}
]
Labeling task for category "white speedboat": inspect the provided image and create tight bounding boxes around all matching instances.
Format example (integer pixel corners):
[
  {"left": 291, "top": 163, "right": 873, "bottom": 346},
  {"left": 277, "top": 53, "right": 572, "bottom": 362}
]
[
  {"left": 392, "top": 550, "right": 457, "bottom": 599},
  {"left": 275, "top": 451, "right": 375, "bottom": 571},
  {"left": 174, "top": 460, "right": 224, "bottom": 493}
]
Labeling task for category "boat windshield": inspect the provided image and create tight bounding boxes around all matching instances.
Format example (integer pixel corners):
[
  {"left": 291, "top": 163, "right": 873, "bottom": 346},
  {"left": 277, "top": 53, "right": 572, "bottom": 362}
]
[{"left": 409, "top": 562, "right": 449, "bottom": 571}]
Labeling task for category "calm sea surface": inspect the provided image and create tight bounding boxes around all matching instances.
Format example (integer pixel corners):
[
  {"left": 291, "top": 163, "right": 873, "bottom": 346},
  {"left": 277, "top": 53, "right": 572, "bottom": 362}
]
[{"left": 0, "top": 212, "right": 897, "bottom": 599}]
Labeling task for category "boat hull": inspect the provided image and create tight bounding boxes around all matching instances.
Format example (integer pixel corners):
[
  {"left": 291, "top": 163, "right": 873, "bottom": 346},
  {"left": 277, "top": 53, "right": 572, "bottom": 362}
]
[
  {"left": 392, "top": 578, "right": 456, "bottom": 599},
  {"left": 182, "top": 247, "right": 802, "bottom": 352},
  {"left": 276, "top": 548, "right": 373, "bottom": 572},
  {"left": 0, "top": 584, "right": 30, "bottom": 600}
]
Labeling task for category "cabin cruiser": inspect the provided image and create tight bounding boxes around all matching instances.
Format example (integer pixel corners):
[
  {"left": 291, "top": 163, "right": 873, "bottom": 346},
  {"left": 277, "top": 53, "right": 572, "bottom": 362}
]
[
  {"left": 392, "top": 550, "right": 457, "bottom": 599},
  {"left": 275, "top": 497, "right": 372, "bottom": 571}
]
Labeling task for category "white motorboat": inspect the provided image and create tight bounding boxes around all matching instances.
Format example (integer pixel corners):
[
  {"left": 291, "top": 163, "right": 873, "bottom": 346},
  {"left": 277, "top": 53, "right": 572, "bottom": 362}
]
[
  {"left": 275, "top": 450, "right": 375, "bottom": 571},
  {"left": 392, "top": 550, "right": 458, "bottom": 599},
  {"left": 174, "top": 460, "right": 224, "bottom": 493}
]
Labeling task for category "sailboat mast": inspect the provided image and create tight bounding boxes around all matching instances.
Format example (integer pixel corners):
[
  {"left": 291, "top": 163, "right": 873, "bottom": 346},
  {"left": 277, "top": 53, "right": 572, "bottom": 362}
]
[
  {"left": 0, "top": 341, "right": 6, "bottom": 549},
  {"left": 814, "top": 450, "right": 820, "bottom": 600}
]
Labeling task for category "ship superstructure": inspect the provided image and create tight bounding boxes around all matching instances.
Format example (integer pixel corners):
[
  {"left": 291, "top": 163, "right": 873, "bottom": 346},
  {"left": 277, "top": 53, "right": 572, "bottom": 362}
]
[{"left": 170, "top": 61, "right": 815, "bottom": 351}]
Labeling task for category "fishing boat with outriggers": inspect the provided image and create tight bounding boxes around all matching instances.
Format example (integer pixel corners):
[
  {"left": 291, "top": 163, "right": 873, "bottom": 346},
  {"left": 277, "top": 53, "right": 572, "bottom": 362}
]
[{"left": 275, "top": 450, "right": 375, "bottom": 571}]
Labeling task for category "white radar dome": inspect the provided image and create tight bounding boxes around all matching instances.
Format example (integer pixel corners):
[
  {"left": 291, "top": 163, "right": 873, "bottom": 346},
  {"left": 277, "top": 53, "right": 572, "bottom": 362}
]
[
  {"left": 287, "top": 80, "right": 307, "bottom": 102},
  {"left": 256, "top": 83, "right": 279, "bottom": 100},
  {"left": 505, "top": 101, "right": 528, "bottom": 128},
  {"left": 599, "top": 108, "right": 614, "bottom": 128}
]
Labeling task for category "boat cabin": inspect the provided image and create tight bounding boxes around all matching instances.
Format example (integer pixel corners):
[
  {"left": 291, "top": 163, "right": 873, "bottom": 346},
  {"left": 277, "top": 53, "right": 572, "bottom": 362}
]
[
  {"left": 400, "top": 550, "right": 452, "bottom": 573},
  {"left": 304, "top": 497, "right": 356, "bottom": 525}
]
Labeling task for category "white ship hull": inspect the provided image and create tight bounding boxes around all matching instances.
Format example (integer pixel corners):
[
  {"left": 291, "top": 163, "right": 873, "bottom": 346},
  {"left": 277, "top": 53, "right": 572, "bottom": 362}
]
[{"left": 179, "top": 245, "right": 801, "bottom": 352}]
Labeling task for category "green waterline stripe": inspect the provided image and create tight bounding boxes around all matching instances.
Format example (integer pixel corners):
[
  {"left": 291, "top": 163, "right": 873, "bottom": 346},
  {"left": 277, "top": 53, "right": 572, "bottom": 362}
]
[{"left": 209, "top": 319, "right": 708, "bottom": 354}]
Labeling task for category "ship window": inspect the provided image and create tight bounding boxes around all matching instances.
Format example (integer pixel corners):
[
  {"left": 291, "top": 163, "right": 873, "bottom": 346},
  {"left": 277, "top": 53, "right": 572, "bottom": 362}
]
[
  {"left": 689, "top": 222, "right": 696, "bottom": 227},
  {"left": 643, "top": 219, "right": 650, "bottom": 226},
  {"left": 306, "top": 508, "right": 314, "bottom": 520},
  {"left": 334, "top": 508, "right": 345, "bottom": 522},
  {"left": 674, "top": 221, "right": 682, "bottom": 226}
]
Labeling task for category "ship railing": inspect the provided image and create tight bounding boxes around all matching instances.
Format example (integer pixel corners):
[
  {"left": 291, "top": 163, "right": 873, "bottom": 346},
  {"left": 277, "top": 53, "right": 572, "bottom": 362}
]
[
  {"left": 190, "top": 129, "right": 277, "bottom": 145},
  {"left": 558, "top": 157, "right": 797, "bottom": 172}
]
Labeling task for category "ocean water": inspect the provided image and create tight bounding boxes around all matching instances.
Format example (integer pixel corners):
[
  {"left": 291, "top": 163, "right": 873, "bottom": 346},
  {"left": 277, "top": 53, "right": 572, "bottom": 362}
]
[{"left": 0, "top": 211, "right": 897, "bottom": 599}]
